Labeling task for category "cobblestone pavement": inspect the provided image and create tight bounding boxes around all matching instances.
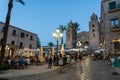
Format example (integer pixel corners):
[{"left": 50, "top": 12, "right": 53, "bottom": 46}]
[
  {"left": 38, "top": 57, "right": 120, "bottom": 80},
  {"left": 0, "top": 64, "right": 59, "bottom": 80},
  {"left": 7, "top": 57, "right": 120, "bottom": 80}
]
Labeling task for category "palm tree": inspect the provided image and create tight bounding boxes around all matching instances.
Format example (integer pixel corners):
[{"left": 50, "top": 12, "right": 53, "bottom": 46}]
[
  {"left": 72, "top": 22, "right": 80, "bottom": 48},
  {"left": 37, "top": 37, "right": 41, "bottom": 48},
  {"left": 0, "top": 0, "right": 25, "bottom": 65},
  {"left": 59, "top": 25, "right": 66, "bottom": 44},
  {"left": 48, "top": 42, "right": 54, "bottom": 47}
]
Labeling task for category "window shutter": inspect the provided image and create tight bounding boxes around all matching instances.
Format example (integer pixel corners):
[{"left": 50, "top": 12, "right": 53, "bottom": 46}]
[{"left": 109, "top": 1, "right": 116, "bottom": 10}]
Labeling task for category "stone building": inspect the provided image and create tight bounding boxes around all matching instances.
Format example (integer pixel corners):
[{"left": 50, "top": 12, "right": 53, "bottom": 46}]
[
  {"left": 66, "top": 20, "right": 77, "bottom": 49},
  {"left": 77, "top": 31, "right": 89, "bottom": 47},
  {"left": 0, "top": 22, "right": 38, "bottom": 57},
  {"left": 66, "top": 20, "right": 89, "bottom": 49},
  {"left": 100, "top": 0, "right": 120, "bottom": 54},
  {"left": 89, "top": 13, "right": 100, "bottom": 52}
]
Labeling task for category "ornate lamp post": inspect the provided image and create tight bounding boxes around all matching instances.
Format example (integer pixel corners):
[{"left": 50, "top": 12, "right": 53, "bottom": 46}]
[
  {"left": 76, "top": 41, "right": 82, "bottom": 60},
  {"left": 76, "top": 41, "right": 82, "bottom": 55},
  {"left": 53, "top": 28, "right": 63, "bottom": 55},
  {"left": 5, "top": 46, "right": 10, "bottom": 57},
  {"left": 84, "top": 45, "right": 88, "bottom": 50},
  {"left": 99, "top": 43, "right": 102, "bottom": 49}
]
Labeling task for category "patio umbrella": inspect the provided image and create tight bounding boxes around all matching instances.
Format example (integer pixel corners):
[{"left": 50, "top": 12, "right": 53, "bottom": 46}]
[
  {"left": 61, "top": 44, "right": 65, "bottom": 57},
  {"left": 51, "top": 47, "right": 55, "bottom": 56},
  {"left": 26, "top": 48, "right": 29, "bottom": 57},
  {"left": 98, "top": 49, "right": 106, "bottom": 52},
  {"left": 94, "top": 50, "right": 101, "bottom": 53},
  {"left": 94, "top": 49, "right": 106, "bottom": 54},
  {"left": 40, "top": 46, "right": 44, "bottom": 62}
]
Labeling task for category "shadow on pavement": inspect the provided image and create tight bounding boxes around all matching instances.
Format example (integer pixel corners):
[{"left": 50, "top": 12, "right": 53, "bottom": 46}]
[{"left": 0, "top": 78, "right": 9, "bottom": 80}]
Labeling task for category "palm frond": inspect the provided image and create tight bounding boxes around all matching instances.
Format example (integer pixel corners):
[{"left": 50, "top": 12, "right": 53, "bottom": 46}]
[
  {"left": 73, "top": 23, "right": 80, "bottom": 28},
  {"left": 16, "top": 0, "right": 25, "bottom": 5},
  {"left": 77, "top": 28, "right": 80, "bottom": 31},
  {"left": 59, "top": 25, "right": 66, "bottom": 32}
]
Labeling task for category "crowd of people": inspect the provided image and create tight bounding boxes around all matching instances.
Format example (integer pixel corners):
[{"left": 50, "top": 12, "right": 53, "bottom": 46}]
[
  {"left": 3, "top": 51, "right": 88, "bottom": 70},
  {"left": 47, "top": 52, "right": 84, "bottom": 70},
  {"left": 4, "top": 55, "right": 30, "bottom": 69},
  {"left": 91, "top": 51, "right": 120, "bottom": 67}
]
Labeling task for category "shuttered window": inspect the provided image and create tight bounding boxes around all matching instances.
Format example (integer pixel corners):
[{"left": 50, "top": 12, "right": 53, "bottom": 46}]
[{"left": 109, "top": 1, "right": 116, "bottom": 10}]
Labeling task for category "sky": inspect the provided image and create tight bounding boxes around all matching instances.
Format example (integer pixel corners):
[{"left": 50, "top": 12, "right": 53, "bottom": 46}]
[{"left": 0, "top": 0, "right": 101, "bottom": 46}]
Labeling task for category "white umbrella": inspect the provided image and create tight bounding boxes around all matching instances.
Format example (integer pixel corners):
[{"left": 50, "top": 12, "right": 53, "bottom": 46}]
[
  {"left": 61, "top": 44, "right": 65, "bottom": 57},
  {"left": 98, "top": 49, "right": 106, "bottom": 52},
  {"left": 94, "top": 49, "right": 106, "bottom": 54},
  {"left": 51, "top": 47, "right": 55, "bottom": 56},
  {"left": 94, "top": 50, "right": 101, "bottom": 53},
  {"left": 71, "top": 48, "right": 79, "bottom": 52},
  {"left": 40, "top": 46, "right": 44, "bottom": 62},
  {"left": 69, "top": 48, "right": 85, "bottom": 52}
]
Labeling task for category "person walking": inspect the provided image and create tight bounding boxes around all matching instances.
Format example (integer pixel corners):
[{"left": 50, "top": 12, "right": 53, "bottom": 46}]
[
  {"left": 48, "top": 56, "right": 53, "bottom": 69},
  {"left": 59, "top": 53, "right": 63, "bottom": 72},
  {"left": 63, "top": 55, "right": 67, "bottom": 65},
  {"left": 75, "top": 53, "right": 78, "bottom": 62},
  {"left": 59, "top": 54, "right": 63, "bottom": 66},
  {"left": 67, "top": 55, "right": 71, "bottom": 64},
  {"left": 79, "top": 54, "right": 82, "bottom": 61}
]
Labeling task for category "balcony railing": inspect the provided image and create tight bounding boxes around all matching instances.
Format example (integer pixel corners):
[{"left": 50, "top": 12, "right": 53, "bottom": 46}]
[{"left": 110, "top": 25, "right": 120, "bottom": 32}]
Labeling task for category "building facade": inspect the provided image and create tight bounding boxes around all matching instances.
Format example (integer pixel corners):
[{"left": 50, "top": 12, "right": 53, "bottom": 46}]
[
  {"left": 0, "top": 22, "right": 38, "bottom": 57},
  {"left": 89, "top": 13, "right": 100, "bottom": 52},
  {"left": 66, "top": 20, "right": 77, "bottom": 49},
  {"left": 66, "top": 20, "right": 89, "bottom": 49},
  {"left": 77, "top": 31, "right": 89, "bottom": 48},
  {"left": 100, "top": 0, "right": 120, "bottom": 54}
]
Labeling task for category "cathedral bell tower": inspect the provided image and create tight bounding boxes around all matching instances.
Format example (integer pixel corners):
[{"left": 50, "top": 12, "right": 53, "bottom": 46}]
[
  {"left": 66, "top": 20, "right": 76, "bottom": 49},
  {"left": 89, "top": 13, "right": 100, "bottom": 52}
]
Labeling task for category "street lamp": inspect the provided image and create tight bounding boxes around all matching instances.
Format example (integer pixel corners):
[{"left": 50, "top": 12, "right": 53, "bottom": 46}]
[
  {"left": 76, "top": 41, "right": 82, "bottom": 60},
  {"left": 84, "top": 45, "right": 88, "bottom": 50},
  {"left": 99, "top": 43, "right": 102, "bottom": 49},
  {"left": 5, "top": 46, "right": 10, "bottom": 57},
  {"left": 77, "top": 41, "right": 81, "bottom": 47},
  {"left": 53, "top": 28, "right": 63, "bottom": 54}
]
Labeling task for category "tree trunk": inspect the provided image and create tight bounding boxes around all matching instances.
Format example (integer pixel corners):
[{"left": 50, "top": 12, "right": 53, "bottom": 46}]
[
  {"left": 0, "top": 0, "right": 13, "bottom": 65},
  {"left": 61, "top": 37, "right": 63, "bottom": 44},
  {"left": 75, "top": 27, "right": 77, "bottom": 48}
]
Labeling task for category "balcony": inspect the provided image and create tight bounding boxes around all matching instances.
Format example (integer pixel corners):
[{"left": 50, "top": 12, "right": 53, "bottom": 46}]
[{"left": 110, "top": 25, "right": 120, "bottom": 32}]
